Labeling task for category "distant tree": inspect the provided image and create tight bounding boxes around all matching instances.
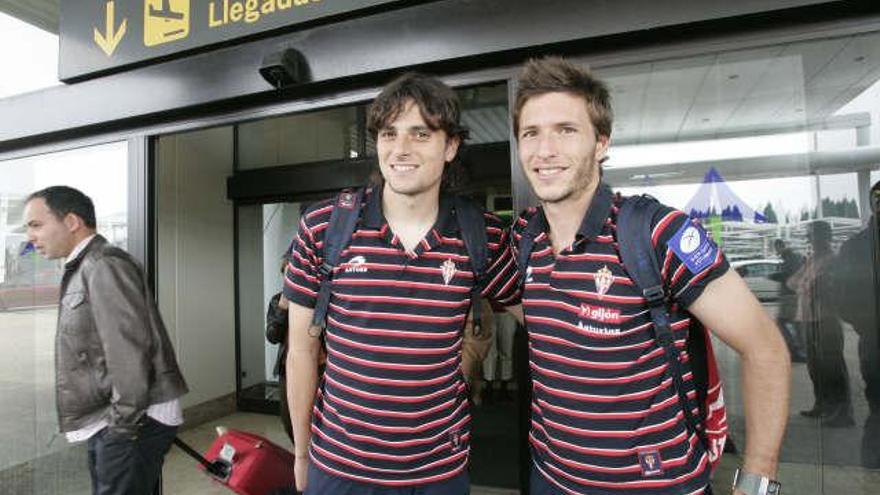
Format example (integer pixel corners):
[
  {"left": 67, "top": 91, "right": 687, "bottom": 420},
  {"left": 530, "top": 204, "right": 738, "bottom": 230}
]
[{"left": 762, "top": 202, "right": 778, "bottom": 223}]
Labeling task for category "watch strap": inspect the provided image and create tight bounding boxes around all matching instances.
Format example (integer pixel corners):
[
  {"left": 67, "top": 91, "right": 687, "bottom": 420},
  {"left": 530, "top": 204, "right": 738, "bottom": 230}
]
[{"left": 733, "top": 468, "right": 781, "bottom": 495}]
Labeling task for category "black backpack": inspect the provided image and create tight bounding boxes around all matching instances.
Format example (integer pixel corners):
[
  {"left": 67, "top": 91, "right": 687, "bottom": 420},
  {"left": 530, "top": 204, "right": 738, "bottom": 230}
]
[
  {"left": 310, "top": 187, "right": 490, "bottom": 335},
  {"left": 515, "top": 194, "right": 730, "bottom": 469}
]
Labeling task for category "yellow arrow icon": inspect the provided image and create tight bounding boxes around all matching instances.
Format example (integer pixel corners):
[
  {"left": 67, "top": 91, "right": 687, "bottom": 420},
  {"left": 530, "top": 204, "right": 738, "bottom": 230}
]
[{"left": 93, "top": 1, "right": 127, "bottom": 57}]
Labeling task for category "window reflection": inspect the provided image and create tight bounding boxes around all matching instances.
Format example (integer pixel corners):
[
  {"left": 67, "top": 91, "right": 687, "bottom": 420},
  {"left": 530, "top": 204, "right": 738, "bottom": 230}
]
[{"left": 0, "top": 141, "right": 128, "bottom": 494}]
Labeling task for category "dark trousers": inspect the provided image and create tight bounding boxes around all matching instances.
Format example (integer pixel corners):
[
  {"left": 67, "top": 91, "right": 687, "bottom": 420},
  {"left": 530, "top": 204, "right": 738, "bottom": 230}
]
[
  {"left": 803, "top": 318, "right": 852, "bottom": 412},
  {"left": 87, "top": 417, "right": 178, "bottom": 495},
  {"left": 305, "top": 463, "right": 470, "bottom": 495}
]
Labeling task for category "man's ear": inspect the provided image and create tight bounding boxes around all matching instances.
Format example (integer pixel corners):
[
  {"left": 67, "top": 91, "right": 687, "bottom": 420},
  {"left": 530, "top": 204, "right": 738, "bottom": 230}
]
[
  {"left": 63, "top": 213, "right": 84, "bottom": 233},
  {"left": 595, "top": 134, "right": 610, "bottom": 163},
  {"left": 444, "top": 136, "right": 461, "bottom": 163}
]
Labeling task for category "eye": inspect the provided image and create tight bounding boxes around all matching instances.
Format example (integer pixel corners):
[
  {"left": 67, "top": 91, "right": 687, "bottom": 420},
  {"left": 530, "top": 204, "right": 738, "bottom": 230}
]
[
  {"left": 560, "top": 126, "right": 577, "bottom": 135},
  {"left": 520, "top": 129, "right": 537, "bottom": 139},
  {"left": 414, "top": 130, "right": 432, "bottom": 141},
  {"left": 379, "top": 129, "right": 396, "bottom": 139}
]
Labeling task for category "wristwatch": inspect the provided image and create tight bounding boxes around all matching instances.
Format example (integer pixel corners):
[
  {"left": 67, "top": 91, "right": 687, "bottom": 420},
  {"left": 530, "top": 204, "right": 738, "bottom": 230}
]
[{"left": 732, "top": 468, "right": 781, "bottom": 495}]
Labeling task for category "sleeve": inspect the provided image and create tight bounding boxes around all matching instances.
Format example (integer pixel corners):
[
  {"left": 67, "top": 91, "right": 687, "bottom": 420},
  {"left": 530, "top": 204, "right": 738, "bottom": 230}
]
[
  {"left": 87, "top": 256, "right": 153, "bottom": 430},
  {"left": 282, "top": 204, "right": 328, "bottom": 308},
  {"left": 650, "top": 207, "right": 730, "bottom": 309},
  {"left": 480, "top": 213, "right": 521, "bottom": 306}
]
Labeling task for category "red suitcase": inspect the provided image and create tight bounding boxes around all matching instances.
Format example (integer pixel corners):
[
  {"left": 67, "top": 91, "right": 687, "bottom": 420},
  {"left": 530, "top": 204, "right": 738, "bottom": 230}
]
[{"left": 174, "top": 429, "right": 297, "bottom": 495}]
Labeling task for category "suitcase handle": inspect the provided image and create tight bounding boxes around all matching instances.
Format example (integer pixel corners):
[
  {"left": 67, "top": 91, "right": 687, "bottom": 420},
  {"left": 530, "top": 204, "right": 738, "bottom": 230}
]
[{"left": 172, "top": 437, "right": 232, "bottom": 481}]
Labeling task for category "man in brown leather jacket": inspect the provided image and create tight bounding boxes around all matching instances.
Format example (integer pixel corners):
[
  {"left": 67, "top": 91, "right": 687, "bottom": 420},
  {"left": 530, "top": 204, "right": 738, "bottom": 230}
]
[{"left": 24, "top": 186, "right": 188, "bottom": 495}]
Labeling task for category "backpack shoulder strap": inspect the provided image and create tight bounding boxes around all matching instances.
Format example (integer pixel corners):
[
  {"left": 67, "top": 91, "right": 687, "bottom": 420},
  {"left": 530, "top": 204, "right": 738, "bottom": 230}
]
[
  {"left": 515, "top": 209, "right": 542, "bottom": 291},
  {"left": 311, "top": 188, "right": 364, "bottom": 328},
  {"left": 453, "top": 196, "right": 489, "bottom": 335},
  {"left": 453, "top": 196, "right": 489, "bottom": 284},
  {"left": 617, "top": 195, "right": 709, "bottom": 451}
]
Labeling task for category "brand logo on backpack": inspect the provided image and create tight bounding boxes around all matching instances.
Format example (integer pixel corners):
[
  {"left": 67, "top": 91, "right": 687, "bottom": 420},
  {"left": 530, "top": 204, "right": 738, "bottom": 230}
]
[
  {"left": 594, "top": 265, "right": 614, "bottom": 298},
  {"left": 345, "top": 255, "right": 368, "bottom": 273},
  {"left": 441, "top": 258, "right": 456, "bottom": 285},
  {"left": 338, "top": 192, "right": 356, "bottom": 210}
]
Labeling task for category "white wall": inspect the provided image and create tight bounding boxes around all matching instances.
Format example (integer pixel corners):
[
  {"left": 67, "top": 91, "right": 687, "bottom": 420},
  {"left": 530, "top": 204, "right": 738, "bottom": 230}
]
[{"left": 156, "top": 127, "right": 236, "bottom": 407}]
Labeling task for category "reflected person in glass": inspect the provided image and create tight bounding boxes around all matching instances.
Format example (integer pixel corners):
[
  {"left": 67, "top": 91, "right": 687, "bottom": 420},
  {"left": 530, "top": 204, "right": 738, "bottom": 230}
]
[
  {"left": 835, "top": 180, "right": 880, "bottom": 467},
  {"left": 788, "top": 220, "right": 854, "bottom": 427}
]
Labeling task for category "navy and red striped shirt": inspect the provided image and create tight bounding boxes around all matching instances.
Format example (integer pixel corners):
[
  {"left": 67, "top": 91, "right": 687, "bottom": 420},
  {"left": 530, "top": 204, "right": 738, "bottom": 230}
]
[
  {"left": 513, "top": 183, "right": 729, "bottom": 495},
  {"left": 284, "top": 188, "right": 520, "bottom": 486}
]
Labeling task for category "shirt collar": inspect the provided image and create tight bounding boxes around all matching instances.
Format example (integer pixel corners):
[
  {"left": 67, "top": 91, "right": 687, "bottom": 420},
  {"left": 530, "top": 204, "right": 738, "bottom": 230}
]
[
  {"left": 362, "top": 186, "right": 456, "bottom": 235},
  {"left": 65, "top": 234, "right": 97, "bottom": 266},
  {"left": 532, "top": 182, "right": 614, "bottom": 242},
  {"left": 576, "top": 182, "right": 614, "bottom": 241}
]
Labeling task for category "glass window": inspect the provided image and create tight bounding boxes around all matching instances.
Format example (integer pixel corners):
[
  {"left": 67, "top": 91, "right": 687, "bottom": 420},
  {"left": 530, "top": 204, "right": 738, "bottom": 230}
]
[
  {"left": 0, "top": 142, "right": 128, "bottom": 494},
  {"left": 596, "top": 30, "right": 880, "bottom": 493},
  {"left": 237, "top": 105, "right": 363, "bottom": 170}
]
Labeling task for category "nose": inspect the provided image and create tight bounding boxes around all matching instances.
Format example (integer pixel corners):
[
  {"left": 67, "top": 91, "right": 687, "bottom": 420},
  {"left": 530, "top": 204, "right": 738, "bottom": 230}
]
[
  {"left": 391, "top": 134, "right": 413, "bottom": 158},
  {"left": 536, "top": 132, "right": 558, "bottom": 159}
]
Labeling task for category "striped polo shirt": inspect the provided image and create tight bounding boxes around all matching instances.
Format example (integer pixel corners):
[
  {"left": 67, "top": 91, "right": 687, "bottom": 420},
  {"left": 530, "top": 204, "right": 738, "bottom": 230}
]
[
  {"left": 284, "top": 188, "right": 520, "bottom": 486},
  {"left": 513, "top": 183, "right": 729, "bottom": 495}
]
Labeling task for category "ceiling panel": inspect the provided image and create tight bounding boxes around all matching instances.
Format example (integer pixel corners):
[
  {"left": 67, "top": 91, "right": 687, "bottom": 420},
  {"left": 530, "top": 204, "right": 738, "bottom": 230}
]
[{"left": 0, "top": 0, "right": 58, "bottom": 33}]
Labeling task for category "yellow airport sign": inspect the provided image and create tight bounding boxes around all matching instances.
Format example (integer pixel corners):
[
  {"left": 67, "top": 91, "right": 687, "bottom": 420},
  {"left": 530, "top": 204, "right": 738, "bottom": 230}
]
[
  {"left": 144, "top": 0, "right": 191, "bottom": 47},
  {"left": 93, "top": 1, "right": 127, "bottom": 57}
]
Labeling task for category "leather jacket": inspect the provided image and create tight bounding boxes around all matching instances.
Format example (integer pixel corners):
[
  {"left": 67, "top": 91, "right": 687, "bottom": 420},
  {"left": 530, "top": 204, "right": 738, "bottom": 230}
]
[{"left": 56, "top": 235, "right": 188, "bottom": 434}]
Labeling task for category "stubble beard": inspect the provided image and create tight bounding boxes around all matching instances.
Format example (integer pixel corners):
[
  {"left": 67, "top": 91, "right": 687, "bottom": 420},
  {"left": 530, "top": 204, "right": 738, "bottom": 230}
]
[{"left": 534, "top": 158, "right": 600, "bottom": 207}]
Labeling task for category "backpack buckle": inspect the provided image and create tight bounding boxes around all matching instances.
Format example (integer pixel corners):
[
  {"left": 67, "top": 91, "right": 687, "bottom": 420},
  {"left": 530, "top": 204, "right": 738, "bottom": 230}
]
[
  {"left": 643, "top": 285, "right": 665, "bottom": 306},
  {"left": 317, "top": 262, "right": 333, "bottom": 279}
]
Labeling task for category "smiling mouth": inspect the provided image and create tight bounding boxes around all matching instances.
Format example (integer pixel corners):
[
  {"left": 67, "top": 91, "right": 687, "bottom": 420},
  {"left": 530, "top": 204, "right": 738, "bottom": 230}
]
[
  {"left": 390, "top": 164, "right": 418, "bottom": 172},
  {"left": 534, "top": 167, "right": 566, "bottom": 177}
]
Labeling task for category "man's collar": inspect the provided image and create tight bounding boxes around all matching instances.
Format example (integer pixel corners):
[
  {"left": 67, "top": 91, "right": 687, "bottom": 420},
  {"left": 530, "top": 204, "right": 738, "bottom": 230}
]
[
  {"left": 64, "top": 234, "right": 101, "bottom": 267},
  {"left": 533, "top": 182, "right": 613, "bottom": 241},
  {"left": 576, "top": 182, "right": 613, "bottom": 240},
  {"left": 362, "top": 186, "right": 455, "bottom": 233}
]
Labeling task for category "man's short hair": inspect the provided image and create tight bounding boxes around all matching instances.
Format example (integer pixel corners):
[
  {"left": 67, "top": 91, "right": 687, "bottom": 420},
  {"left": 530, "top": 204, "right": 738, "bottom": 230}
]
[
  {"left": 27, "top": 186, "right": 97, "bottom": 229},
  {"left": 513, "top": 56, "right": 613, "bottom": 139},
  {"left": 367, "top": 72, "right": 469, "bottom": 143}
]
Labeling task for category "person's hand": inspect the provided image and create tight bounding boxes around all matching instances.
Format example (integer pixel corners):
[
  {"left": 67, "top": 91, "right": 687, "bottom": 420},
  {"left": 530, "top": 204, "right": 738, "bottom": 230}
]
[{"left": 294, "top": 454, "right": 309, "bottom": 492}]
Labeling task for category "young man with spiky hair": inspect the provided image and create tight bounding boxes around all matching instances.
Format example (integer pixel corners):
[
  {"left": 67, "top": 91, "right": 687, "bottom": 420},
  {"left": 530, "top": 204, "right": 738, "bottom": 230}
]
[
  {"left": 511, "top": 57, "right": 790, "bottom": 495},
  {"left": 284, "top": 73, "right": 521, "bottom": 494}
]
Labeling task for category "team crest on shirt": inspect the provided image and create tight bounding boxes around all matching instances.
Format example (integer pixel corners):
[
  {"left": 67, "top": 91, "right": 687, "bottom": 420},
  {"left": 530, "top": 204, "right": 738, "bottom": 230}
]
[
  {"left": 441, "top": 258, "right": 457, "bottom": 285},
  {"left": 449, "top": 429, "right": 463, "bottom": 452},
  {"left": 594, "top": 265, "right": 614, "bottom": 298},
  {"left": 638, "top": 450, "right": 664, "bottom": 476}
]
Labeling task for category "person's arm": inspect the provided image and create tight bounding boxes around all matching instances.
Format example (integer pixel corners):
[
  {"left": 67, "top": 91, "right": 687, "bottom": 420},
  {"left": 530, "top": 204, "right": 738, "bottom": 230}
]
[
  {"left": 688, "top": 270, "right": 791, "bottom": 486},
  {"left": 286, "top": 302, "right": 320, "bottom": 491},
  {"left": 461, "top": 300, "right": 495, "bottom": 383},
  {"left": 87, "top": 255, "right": 154, "bottom": 433}
]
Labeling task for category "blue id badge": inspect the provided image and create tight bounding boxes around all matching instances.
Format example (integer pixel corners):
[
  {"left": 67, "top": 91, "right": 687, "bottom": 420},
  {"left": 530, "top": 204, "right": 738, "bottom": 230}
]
[{"left": 668, "top": 219, "right": 718, "bottom": 274}]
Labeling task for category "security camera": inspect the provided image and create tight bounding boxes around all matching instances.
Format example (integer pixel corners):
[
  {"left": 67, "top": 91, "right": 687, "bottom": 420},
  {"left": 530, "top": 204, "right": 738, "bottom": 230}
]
[{"left": 259, "top": 48, "right": 309, "bottom": 89}]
